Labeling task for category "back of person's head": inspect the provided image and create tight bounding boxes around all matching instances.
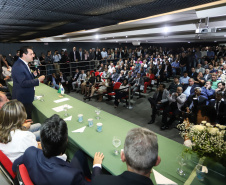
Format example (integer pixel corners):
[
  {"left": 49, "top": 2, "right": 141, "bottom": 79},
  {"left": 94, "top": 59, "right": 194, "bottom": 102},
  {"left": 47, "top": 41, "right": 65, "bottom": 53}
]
[
  {"left": 124, "top": 128, "right": 158, "bottom": 174},
  {"left": 198, "top": 105, "right": 217, "bottom": 125},
  {"left": 0, "top": 100, "right": 26, "bottom": 144},
  {"left": 20, "top": 46, "right": 33, "bottom": 57},
  {"left": 40, "top": 114, "right": 68, "bottom": 158}
]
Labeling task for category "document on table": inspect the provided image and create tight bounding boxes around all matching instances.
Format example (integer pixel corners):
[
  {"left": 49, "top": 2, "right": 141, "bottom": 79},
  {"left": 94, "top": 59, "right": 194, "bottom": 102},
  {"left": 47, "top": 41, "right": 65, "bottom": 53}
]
[
  {"left": 153, "top": 169, "right": 177, "bottom": 185},
  {"left": 64, "top": 116, "right": 72, "bottom": 121},
  {"left": 52, "top": 104, "right": 72, "bottom": 112},
  {"left": 72, "top": 126, "right": 86, "bottom": 133},
  {"left": 54, "top": 98, "right": 69, "bottom": 103}
]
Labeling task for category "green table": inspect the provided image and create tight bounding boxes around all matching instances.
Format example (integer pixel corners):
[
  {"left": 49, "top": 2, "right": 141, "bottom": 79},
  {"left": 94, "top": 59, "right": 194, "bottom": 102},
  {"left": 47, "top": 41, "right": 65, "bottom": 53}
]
[{"left": 7, "top": 82, "right": 225, "bottom": 185}]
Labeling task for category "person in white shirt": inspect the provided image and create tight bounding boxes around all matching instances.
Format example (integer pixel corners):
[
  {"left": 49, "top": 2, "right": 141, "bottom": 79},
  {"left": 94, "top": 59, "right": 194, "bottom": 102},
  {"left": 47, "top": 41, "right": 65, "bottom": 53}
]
[
  {"left": 101, "top": 48, "right": 108, "bottom": 59},
  {"left": 53, "top": 50, "right": 61, "bottom": 74},
  {"left": 0, "top": 100, "right": 41, "bottom": 162}
]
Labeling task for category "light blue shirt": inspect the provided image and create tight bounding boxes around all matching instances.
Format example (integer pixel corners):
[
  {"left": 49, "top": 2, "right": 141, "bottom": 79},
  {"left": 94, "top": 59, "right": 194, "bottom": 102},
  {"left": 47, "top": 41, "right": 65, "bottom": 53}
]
[
  {"left": 180, "top": 76, "right": 190, "bottom": 84},
  {"left": 184, "top": 86, "right": 192, "bottom": 97}
]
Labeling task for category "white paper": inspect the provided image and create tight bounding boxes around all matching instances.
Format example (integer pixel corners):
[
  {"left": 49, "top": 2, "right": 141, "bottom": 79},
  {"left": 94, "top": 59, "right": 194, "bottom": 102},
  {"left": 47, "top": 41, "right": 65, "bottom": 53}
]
[
  {"left": 72, "top": 126, "right": 86, "bottom": 133},
  {"left": 153, "top": 169, "right": 177, "bottom": 185},
  {"left": 52, "top": 104, "right": 72, "bottom": 112},
  {"left": 64, "top": 116, "right": 72, "bottom": 121},
  {"left": 54, "top": 98, "right": 69, "bottom": 103},
  {"left": 35, "top": 96, "right": 42, "bottom": 100}
]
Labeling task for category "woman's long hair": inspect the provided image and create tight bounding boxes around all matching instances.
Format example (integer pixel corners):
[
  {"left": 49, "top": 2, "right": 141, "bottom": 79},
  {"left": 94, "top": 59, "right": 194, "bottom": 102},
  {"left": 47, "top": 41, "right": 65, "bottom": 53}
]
[{"left": 0, "top": 100, "right": 27, "bottom": 144}]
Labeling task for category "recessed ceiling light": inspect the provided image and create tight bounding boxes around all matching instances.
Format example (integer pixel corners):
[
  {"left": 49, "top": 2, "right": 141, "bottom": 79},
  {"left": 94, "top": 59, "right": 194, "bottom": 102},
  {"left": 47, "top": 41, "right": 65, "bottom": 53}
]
[
  {"left": 95, "top": 34, "right": 99, "bottom": 39},
  {"left": 126, "top": 36, "right": 128, "bottom": 38},
  {"left": 163, "top": 27, "right": 169, "bottom": 33},
  {"left": 218, "top": 28, "right": 221, "bottom": 30},
  {"left": 224, "top": 35, "right": 226, "bottom": 37},
  {"left": 214, "top": 41, "right": 217, "bottom": 42},
  {"left": 67, "top": 39, "right": 70, "bottom": 42},
  {"left": 188, "top": 42, "right": 190, "bottom": 43},
  {"left": 116, "top": 41, "right": 118, "bottom": 42}
]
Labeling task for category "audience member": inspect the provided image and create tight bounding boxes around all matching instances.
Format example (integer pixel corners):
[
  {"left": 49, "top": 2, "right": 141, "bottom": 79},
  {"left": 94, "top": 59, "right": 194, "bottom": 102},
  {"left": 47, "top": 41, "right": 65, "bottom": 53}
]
[
  {"left": 92, "top": 127, "right": 161, "bottom": 185},
  {"left": 12, "top": 114, "right": 104, "bottom": 185}
]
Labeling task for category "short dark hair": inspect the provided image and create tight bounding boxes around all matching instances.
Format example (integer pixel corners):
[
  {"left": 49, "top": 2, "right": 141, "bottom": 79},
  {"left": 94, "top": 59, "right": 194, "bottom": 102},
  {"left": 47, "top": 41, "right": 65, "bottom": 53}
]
[
  {"left": 198, "top": 105, "right": 217, "bottom": 124},
  {"left": 159, "top": 84, "right": 166, "bottom": 88},
  {"left": 20, "top": 46, "right": 33, "bottom": 57},
  {"left": 218, "top": 82, "right": 225, "bottom": 86},
  {"left": 174, "top": 75, "right": 180, "bottom": 80},
  {"left": 40, "top": 114, "right": 68, "bottom": 158}
]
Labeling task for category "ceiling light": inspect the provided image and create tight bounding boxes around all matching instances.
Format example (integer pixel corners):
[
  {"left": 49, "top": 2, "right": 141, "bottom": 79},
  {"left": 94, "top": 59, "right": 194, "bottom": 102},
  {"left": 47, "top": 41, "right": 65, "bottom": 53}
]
[
  {"left": 218, "top": 28, "right": 221, "bottom": 31},
  {"left": 95, "top": 34, "right": 99, "bottom": 39},
  {"left": 163, "top": 27, "right": 169, "bottom": 33},
  {"left": 67, "top": 39, "right": 70, "bottom": 42},
  {"left": 188, "top": 42, "right": 190, "bottom": 43},
  {"left": 126, "top": 36, "right": 128, "bottom": 38},
  {"left": 224, "top": 35, "right": 226, "bottom": 37},
  {"left": 214, "top": 41, "right": 217, "bottom": 42},
  {"left": 116, "top": 41, "right": 118, "bottom": 42}
]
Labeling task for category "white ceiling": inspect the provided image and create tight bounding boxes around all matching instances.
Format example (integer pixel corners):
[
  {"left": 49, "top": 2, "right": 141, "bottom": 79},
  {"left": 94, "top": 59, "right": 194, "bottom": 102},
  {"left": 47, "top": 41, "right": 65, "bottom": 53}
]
[{"left": 24, "top": 2, "right": 226, "bottom": 44}]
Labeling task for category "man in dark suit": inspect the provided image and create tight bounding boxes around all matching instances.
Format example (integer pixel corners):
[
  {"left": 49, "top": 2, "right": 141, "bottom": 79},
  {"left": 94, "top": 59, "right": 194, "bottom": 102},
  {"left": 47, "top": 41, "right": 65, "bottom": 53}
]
[
  {"left": 92, "top": 127, "right": 161, "bottom": 185},
  {"left": 154, "top": 64, "right": 165, "bottom": 86},
  {"left": 110, "top": 69, "right": 119, "bottom": 82},
  {"left": 69, "top": 46, "right": 80, "bottom": 62},
  {"left": 13, "top": 114, "right": 104, "bottom": 185},
  {"left": 209, "top": 91, "right": 226, "bottom": 125},
  {"left": 11, "top": 46, "right": 45, "bottom": 118},
  {"left": 189, "top": 67, "right": 198, "bottom": 81},
  {"left": 148, "top": 84, "right": 169, "bottom": 124}
]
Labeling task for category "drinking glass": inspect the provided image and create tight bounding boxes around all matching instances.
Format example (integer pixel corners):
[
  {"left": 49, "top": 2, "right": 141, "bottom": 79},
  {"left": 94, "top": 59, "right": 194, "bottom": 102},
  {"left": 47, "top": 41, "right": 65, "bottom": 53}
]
[
  {"left": 40, "top": 94, "right": 45, "bottom": 102},
  {"left": 177, "top": 155, "right": 186, "bottom": 176},
  {"left": 95, "top": 107, "right": 101, "bottom": 119},
  {"left": 63, "top": 105, "right": 69, "bottom": 117},
  {"left": 112, "top": 136, "right": 121, "bottom": 155}
]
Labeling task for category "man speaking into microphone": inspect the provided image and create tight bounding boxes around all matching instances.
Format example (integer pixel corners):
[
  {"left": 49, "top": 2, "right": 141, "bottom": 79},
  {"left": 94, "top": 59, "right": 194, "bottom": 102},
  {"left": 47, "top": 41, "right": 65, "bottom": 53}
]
[{"left": 12, "top": 46, "right": 45, "bottom": 119}]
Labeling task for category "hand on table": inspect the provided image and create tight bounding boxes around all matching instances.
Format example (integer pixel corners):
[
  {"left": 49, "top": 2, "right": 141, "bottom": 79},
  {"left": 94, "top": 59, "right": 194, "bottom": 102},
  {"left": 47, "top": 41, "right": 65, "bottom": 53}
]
[{"left": 93, "top": 152, "right": 104, "bottom": 165}]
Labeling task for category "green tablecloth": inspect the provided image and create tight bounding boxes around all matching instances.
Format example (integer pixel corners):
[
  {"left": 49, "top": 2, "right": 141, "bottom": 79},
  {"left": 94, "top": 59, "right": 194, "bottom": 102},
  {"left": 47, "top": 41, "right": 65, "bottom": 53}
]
[{"left": 7, "top": 82, "right": 225, "bottom": 185}]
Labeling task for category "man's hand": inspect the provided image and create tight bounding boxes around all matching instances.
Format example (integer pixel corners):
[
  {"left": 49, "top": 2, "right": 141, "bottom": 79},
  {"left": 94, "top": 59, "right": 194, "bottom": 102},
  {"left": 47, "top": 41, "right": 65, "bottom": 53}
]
[
  {"left": 174, "top": 93, "right": 178, "bottom": 97},
  {"left": 38, "top": 75, "right": 45, "bottom": 82},
  {"left": 22, "top": 119, "right": 33, "bottom": 130},
  {"left": 37, "top": 142, "right": 42, "bottom": 150},
  {"left": 33, "top": 71, "right": 37, "bottom": 76},
  {"left": 93, "top": 152, "right": 104, "bottom": 165}
]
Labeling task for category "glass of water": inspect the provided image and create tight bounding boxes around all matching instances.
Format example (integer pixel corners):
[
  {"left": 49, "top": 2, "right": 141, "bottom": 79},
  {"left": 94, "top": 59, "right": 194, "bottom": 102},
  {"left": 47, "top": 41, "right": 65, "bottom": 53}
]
[
  {"left": 63, "top": 105, "right": 69, "bottom": 117},
  {"left": 177, "top": 155, "right": 187, "bottom": 176},
  {"left": 95, "top": 107, "right": 101, "bottom": 119},
  {"left": 112, "top": 136, "right": 121, "bottom": 155}
]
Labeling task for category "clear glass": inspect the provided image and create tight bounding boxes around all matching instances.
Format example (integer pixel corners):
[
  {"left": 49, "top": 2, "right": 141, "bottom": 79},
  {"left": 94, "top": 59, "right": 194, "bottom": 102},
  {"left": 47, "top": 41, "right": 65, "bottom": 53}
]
[
  {"left": 40, "top": 93, "right": 45, "bottom": 102},
  {"left": 112, "top": 136, "right": 121, "bottom": 155},
  {"left": 196, "top": 164, "right": 205, "bottom": 181},
  {"left": 177, "top": 155, "right": 186, "bottom": 176},
  {"left": 63, "top": 105, "right": 69, "bottom": 117},
  {"left": 95, "top": 107, "right": 101, "bottom": 119}
]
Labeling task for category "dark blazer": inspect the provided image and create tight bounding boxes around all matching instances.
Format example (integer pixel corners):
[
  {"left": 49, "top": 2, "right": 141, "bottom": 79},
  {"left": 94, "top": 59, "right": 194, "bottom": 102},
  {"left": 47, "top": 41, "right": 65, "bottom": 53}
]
[
  {"left": 209, "top": 99, "right": 226, "bottom": 125},
  {"left": 70, "top": 51, "right": 80, "bottom": 62},
  {"left": 184, "top": 94, "right": 207, "bottom": 108},
  {"left": 92, "top": 171, "right": 154, "bottom": 185},
  {"left": 189, "top": 72, "right": 198, "bottom": 80},
  {"left": 95, "top": 51, "right": 102, "bottom": 60},
  {"left": 13, "top": 147, "right": 101, "bottom": 185},
  {"left": 117, "top": 51, "right": 124, "bottom": 59},
  {"left": 182, "top": 84, "right": 198, "bottom": 96},
  {"left": 12, "top": 59, "right": 39, "bottom": 104}
]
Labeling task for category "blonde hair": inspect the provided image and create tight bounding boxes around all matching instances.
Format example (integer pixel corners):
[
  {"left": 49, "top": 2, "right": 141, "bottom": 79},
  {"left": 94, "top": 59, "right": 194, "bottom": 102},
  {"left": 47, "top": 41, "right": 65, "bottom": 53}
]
[{"left": 0, "top": 100, "right": 27, "bottom": 144}]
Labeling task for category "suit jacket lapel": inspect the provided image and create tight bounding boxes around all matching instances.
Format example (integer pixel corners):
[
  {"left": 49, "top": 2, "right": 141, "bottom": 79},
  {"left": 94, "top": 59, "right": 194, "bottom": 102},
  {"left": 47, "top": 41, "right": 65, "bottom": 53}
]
[{"left": 20, "top": 59, "right": 34, "bottom": 79}]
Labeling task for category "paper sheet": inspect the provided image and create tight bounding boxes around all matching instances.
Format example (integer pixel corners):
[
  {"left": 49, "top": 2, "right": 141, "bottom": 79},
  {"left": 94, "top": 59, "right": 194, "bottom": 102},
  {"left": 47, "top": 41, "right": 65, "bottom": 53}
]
[
  {"left": 64, "top": 116, "right": 72, "bottom": 121},
  {"left": 72, "top": 126, "right": 86, "bottom": 133},
  {"left": 153, "top": 169, "right": 177, "bottom": 185},
  {"left": 35, "top": 96, "right": 42, "bottom": 100},
  {"left": 54, "top": 98, "right": 69, "bottom": 103},
  {"left": 52, "top": 104, "right": 72, "bottom": 112}
]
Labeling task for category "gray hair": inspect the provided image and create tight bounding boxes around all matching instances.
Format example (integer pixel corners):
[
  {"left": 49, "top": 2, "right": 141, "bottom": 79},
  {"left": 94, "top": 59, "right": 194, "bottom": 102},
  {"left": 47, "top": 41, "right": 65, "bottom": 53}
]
[
  {"left": 124, "top": 128, "right": 158, "bottom": 173},
  {"left": 195, "top": 87, "right": 201, "bottom": 92}
]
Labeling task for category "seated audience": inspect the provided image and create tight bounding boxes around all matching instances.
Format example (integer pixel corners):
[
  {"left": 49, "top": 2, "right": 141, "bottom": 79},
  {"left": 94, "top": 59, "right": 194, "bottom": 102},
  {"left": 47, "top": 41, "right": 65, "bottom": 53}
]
[
  {"left": 195, "top": 64, "right": 205, "bottom": 74},
  {"left": 84, "top": 72, "right": 95, "bottom": 97},
  {"left": 179, "top": 71, "right": 190, "bottom": 86},
  {"left": 215, "top": 82, "right": 225, "bottom": 93},
  {"left": 114, "top": 79, "right": 129, "bottom": 108},
  {"left": 81, "top": 71, "right": 91, "bottom": 94},
  {"left": 59, "top": 71, "right": 69, "bottom": 93},
  {"left": 143, "top": 69, "right": 155, "bottom": 93},
  {"left": 209, "top": 73, "right": 220, "bottom": 90},
  {"left": 71, "top": 69, "right": 80, "bottom": 92},
  {"left": 148, "top": 84, "right": 169, "bottom": 124},
  {"left": 90, "top": 75, "right": 103, "bottom": 98},
  {"left": 92, "top": 127, "right": 161, "bottom": 185},
  {"left": 183, "top": 78, "right": 198, "bottom": 98},
  {"left": 110, "top": 69, "right": 119, "bottom": 83},
  {"left": 131, "top": 73, "right": 144, "bottom": 96},
  {"left": 161, "top": 87, "right": 186, "bottom": 130},
  {"left": 97, "top": 78, "right": 113, "bottom": 101},
  {"left": 0, "top": 100, "right": 40, "bottom": 162},
  {"left": 201, "top": 81, "right": 215, "bottom": 102},
  {"left": 203, "top": 69, "right": 211, "bottom": 81},
  {"left": 189, "top": 67, "right": 198, "bottom": 81},
  {"left": 72, "top": 70, "right": 86, "bottom": 91},
  {"left": 194, "top": 72, "right": 206, "bottom": 87},
  {"left": 167, "top": 76, "right": 182, "bottom": 94},
  {"left": 13, "top": 114, "right": 104, "bottom": 185}
]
